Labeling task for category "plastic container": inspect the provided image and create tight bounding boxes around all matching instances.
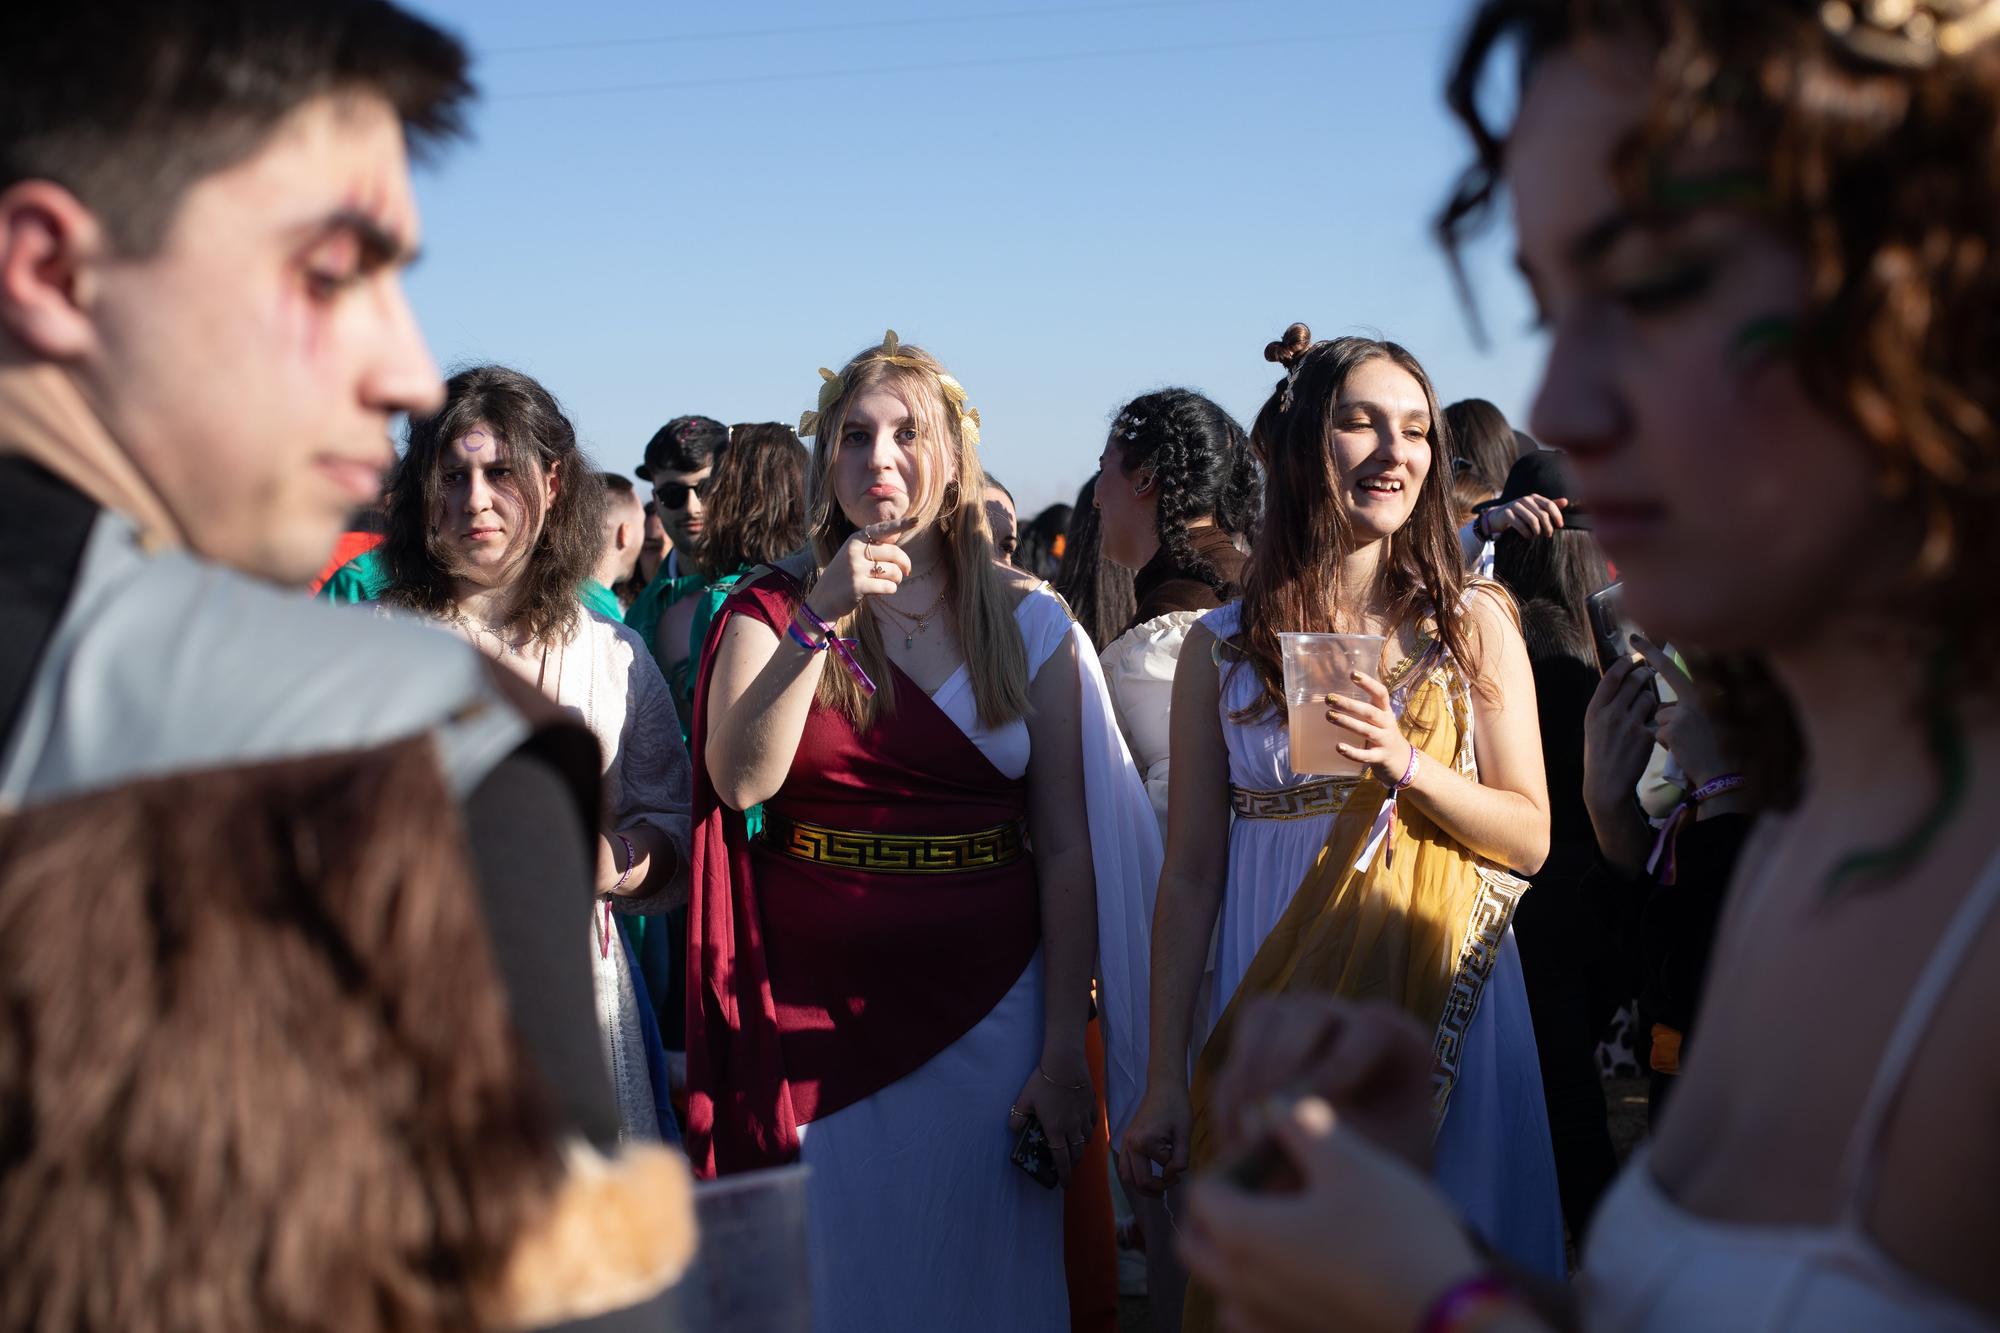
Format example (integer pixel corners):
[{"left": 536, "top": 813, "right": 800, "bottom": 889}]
[
  {"left": 1279, "top": 632, "right": 1387, "bottom": 778},
  {"left": 658, "top": 1163, "right": 813, "bottom": 1333}
]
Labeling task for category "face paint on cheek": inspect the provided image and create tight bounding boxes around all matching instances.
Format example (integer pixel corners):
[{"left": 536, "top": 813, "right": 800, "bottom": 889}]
[
  {"left": 1728, "top": 314, "right": 1798, "bottom": 371},
  {"left": 1649, "top": 167, "right": 1769, "bottom": 213}
]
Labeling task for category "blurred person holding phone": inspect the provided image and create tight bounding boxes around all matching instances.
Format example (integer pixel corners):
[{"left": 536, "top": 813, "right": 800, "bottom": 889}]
[
  {"left": 1179, "top": 3, "right": 2000, "bottom": 1329},
  {"left": 1585, "top": 638, "right": 1752, "bottom": 1120},
  {"left": 1488, "top": 449, "right": 1629, "bottom": 1237}
]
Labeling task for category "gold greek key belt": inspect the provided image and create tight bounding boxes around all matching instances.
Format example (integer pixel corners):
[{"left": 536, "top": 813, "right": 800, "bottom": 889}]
[
  {"left": 1231, "top": 778, "right": 1362, "bottom": 821},
  {"left": 760, "top": 812, "right": 1026, "bottom": 874}
]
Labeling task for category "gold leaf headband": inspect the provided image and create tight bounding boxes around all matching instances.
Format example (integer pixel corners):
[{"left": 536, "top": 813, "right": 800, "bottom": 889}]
[
  {"left": 797, "top": 329, "right": 983, "bottom": 451},
  {"left": 1821, "top": 0, "right": 2000, "bottom": 66}
]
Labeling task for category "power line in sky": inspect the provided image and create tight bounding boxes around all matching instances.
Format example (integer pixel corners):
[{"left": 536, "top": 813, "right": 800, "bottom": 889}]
[
  {"left": 478, "top": 0, "right": 1270, "bottom": 57},
  {"left": 491, "top": 24, "right": 1449, "bottom": 102}
]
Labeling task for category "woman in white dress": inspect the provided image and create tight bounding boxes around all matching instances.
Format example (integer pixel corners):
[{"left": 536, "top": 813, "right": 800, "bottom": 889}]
[
  {"left": 1091, "top": 387, "right": 1259, "bottom": 1329},
  {"left": 1119, "top": 329, "right": 1565, "bottom": 1330},
  {"left": 376, "top": 365, "right": 692, "bottom": 1143},
  {"left": 687, "top": 333, "right": 1159, "bottom": 1333}
]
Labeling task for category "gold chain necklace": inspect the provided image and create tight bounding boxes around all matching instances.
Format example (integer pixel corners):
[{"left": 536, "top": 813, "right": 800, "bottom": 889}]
[{"left": 872, "top": 584, "right": 949, "bottom": 649}]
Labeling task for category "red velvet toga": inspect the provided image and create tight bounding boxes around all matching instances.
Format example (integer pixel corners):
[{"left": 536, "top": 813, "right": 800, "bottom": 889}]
[{"left": 684, "top": 570, "right": 1042, "bottom": 1177}]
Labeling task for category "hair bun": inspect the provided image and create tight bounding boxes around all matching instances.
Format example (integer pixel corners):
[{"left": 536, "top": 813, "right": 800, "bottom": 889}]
[{"left": 1263, "top": 322, "right": 1313, "bottom": 369}]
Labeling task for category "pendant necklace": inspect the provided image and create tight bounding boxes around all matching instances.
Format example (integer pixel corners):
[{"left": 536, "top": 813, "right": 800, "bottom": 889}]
[{"left": 874, "top": 585, "right": 948, "bottom": 649}]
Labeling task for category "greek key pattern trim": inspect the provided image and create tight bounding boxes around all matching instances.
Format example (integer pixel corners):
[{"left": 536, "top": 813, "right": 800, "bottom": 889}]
[
  {"left": 1231, "top": 778, "right": 1363, "bottom": 821},
  {"left": 763, "top": 813, "right": 1025, "bottom": 874},
  {"left": 1428, "top": 865, "right": 1530, "bottom": 1135}
]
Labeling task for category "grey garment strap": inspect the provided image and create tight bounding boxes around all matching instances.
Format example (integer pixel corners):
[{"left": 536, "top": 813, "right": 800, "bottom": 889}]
[
  {"left": 0, "top": 513, "right": 526, "bottom": 808},
  {"left": 1838, "top": 843, "right": 2000, "bottom": 1225}
]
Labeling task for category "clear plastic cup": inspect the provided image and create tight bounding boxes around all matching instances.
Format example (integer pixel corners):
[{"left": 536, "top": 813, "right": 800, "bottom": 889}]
[
  {"left": 1280, "top": 632, "right": 1387, "bottom": 778},
  {"left": 659, "top": 1163, "right": 813, "bottom": 1332}
]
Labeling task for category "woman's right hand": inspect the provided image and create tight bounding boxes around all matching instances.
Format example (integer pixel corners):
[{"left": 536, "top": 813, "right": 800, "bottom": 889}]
[
  {"left": 1209, "top": 995, "right": 1434, "bottom": 1173},
  {"left": 803, "top": 517, "right": 917, "bottom": 624},
  {"left": 1582, "top": 654, "right": 1658, "bottom": 818},
  {"left": 1119, "top": 1079, "right": 1194, "bottom": 1196}
]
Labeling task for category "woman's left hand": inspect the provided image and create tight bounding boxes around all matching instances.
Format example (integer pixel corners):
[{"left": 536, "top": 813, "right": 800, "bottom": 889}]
[
  {"left": 1327, "top": 672, "right": 1416, "bottom": 788},
  {"left": 1633, "top": 638, "right": 1734, "bottom": 790},
  {"left": 1008, "top": 1054, "right": 1097, "bottom": 1188}
]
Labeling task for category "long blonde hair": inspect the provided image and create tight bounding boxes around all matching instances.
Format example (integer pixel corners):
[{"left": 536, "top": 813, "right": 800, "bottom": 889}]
[{"left": 803, "top": 338, "right": 1029, "bottom": 730}]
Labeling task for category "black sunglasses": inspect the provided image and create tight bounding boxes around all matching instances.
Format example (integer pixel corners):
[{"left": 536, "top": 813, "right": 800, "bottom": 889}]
[{"left": 655, "top": 477, "right": 715, "bottom": 510}]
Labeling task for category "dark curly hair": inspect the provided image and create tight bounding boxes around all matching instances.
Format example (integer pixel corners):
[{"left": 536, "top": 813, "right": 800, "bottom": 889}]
[
  {"left": 697, "top": 422, "right": 809, "bottom": 580},
  {"left": 1106, "top": 387, "right": 1262, "bottom": 598},
  {"left": 1439, "top": 0, "right": 2000, "bottom": 852},
  {"left": 380, "top": 365, "right": 606, "bottom": 648}
]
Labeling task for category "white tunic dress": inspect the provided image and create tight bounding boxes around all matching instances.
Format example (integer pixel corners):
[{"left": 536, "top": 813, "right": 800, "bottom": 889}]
[
  {"left": 796, "top": 585, "right": 1162, "bottom": 1333},
  {"left": 392, "top": 604, "right": 694, "bottom": 1143},
  {"left": 1199, "top": 601, "right": 1566, "bottom": 1277}
]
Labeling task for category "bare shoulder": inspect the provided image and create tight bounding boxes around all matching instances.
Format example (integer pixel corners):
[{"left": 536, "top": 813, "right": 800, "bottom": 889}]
[
  {"left": 1460, "top": 579, "right": 1524, "bottom": 646},
  {"left": 993, "top": 562, "right": 1044, "bottom": 609}
]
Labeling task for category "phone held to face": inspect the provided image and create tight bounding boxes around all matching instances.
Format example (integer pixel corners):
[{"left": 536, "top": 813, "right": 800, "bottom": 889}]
[{"left": 1010, "top": 1115, "right": 1061, "bottom": 1190}]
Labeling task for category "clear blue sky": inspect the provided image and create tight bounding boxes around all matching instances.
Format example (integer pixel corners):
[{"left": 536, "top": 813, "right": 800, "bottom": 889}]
[{"left": 400, "top": 0, "right": 1545, "bottom": 518}]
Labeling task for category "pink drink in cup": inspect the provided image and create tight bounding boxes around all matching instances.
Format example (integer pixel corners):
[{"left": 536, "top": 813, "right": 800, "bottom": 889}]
[{"left": 1280, "top": 632, "right": 1387, "bottom": 778}]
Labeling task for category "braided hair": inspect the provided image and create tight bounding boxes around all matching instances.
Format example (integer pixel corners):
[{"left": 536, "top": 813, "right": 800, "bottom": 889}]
[{"left": 1106, "top": 388, "right": 1260, "bottom": 598}]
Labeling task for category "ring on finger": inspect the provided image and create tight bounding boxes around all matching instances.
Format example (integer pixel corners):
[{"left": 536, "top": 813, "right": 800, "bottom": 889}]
[{"left": 871, "top": 562, "right": 889, "bottom": 578}]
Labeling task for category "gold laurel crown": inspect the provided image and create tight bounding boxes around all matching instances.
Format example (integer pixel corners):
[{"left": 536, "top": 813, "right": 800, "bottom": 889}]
[
  {"left": 1820, "top": 0, "right": 2000, "bottom": 66},
  {"left": 797, "top": 330, "right": 982, "bottom": 451}
]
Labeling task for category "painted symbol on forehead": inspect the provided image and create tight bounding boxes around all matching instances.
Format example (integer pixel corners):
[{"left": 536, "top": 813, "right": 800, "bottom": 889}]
[{"left": 460, "top": 428, "right": 495, "bottom": 454}]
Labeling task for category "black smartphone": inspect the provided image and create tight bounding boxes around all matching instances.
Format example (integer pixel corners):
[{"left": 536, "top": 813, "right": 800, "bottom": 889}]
[
  {"left": 1586, "top": 582, "right": 1640, "bottom": 673},
  {"left": 1010, "top": 1115, "right": 1060, "bottom": 1190}
]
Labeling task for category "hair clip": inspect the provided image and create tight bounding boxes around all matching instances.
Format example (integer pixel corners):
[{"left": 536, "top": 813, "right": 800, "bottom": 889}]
[{"left": 1820, "top": 0, "right": 2000, "bottom": 66}]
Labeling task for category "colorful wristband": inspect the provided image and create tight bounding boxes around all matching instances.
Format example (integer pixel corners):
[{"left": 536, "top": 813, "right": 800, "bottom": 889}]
[
  {"left": 612, "top": 832, "right": 636, "bottom": 892},
  {"left": 793, "top": 600, "right": 877, "bottom": 696},
  {"left": 1415, "top": 1273, "right": 1517, "bottom": 1333},
  {"left": 1689, "top": 773, "right": 1745, "bottom": 803},
  {"left": 787, "top": 620, "right": 828, "bottom": 654}
]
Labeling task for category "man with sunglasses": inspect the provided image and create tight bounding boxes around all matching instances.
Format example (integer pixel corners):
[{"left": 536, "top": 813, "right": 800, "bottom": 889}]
[
  {"left": 621, "top": 414, "right": 727, "bottom": 1095},
  {"left": 626, "top": 414, "right": 726, "bottom": 673}
]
